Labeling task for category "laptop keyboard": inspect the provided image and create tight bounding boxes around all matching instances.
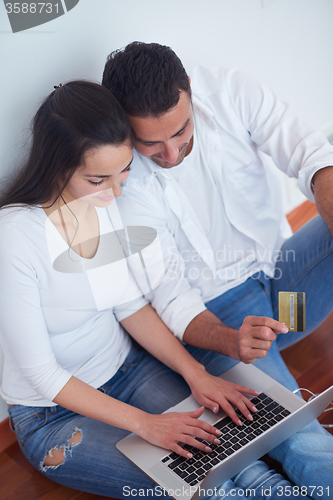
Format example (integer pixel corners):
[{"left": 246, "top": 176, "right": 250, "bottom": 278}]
[{"left": 161, "top": 392, "right": 291, "bottom": 486}]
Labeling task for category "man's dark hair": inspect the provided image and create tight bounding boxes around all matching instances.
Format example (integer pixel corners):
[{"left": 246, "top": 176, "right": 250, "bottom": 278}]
[{"left": 102, "top": 42, "right": 191, "bottom": 117}]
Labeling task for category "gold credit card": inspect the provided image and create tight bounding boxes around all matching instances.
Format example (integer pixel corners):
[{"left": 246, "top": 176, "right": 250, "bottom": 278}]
[{"left": 278, "top": 292, "right": 306, "bottom": 332}]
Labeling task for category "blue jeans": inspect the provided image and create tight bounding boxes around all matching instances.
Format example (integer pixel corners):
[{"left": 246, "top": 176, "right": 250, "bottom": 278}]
[
  {"left": 8, "top": 345, "right": 312, "bottom": 500},
  {"left": 204, "top": 215, "right": 333, "bottom": 499},
  {"left": 8, "top": 216, "right": 332, "bottom": 499}
]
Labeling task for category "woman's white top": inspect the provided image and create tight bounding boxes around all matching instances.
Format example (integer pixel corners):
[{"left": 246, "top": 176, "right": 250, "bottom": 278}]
[{"left": 0, "top": 202, "right": 148, "bottom": 406}]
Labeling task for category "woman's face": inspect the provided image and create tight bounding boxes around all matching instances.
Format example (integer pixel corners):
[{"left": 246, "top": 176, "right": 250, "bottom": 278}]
[{"left": 62, "top": 142, "right": 133, "bottom": 207}]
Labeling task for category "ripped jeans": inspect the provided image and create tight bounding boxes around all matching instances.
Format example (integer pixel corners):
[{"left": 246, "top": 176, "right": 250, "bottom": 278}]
[
  {"left": 7, "top": 215, "right": 333, "bottom": 499},
  {"left": 7, "top": 340, "right": 332, "bottom": 500}
]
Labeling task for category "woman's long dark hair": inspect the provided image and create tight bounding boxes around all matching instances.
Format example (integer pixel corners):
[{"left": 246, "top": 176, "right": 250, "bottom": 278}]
[{"left": 0, "top": 81, "right": 132, "bottom": 209}]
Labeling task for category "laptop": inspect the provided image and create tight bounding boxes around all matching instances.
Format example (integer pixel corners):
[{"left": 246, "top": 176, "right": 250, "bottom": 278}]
[{"left": 117, "top": 362, "right": 333, "bottom": 500}]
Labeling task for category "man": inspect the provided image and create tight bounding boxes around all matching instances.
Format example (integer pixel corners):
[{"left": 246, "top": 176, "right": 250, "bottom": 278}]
[{"left": 103, "top": 42, "right": 333, "bottom": 498}]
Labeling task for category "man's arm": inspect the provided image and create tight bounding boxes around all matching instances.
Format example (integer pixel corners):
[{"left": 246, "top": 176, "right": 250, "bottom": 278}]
[
  {"left": 183, "top": 310, "right": 288, "bottom": 364},
  {"left": 313, "top": 166, "right": 333, "bottom": 236},
  {"left": 118, "top": 174, "right": 288, "bottom": 364}
]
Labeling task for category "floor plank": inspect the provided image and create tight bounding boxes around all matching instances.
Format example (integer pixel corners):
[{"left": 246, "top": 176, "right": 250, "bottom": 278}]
[
  {"left": 4, "top": 441, "right": 38, "bottom": 476},
  {"left": 296, "top": 351, "right": 333, "bottom": 397},
  {"left": 286, "top": 200, "right": 318, "bottom": 232},
  {"left": 77, "top": 494, "right": 113, "bottom": 500},
  {"left": 281, "top": 313, "right": 333, "bottom": 375},
  {"left": 0, "top": 418, "right": 17, "bottom": 453},
  {"left": 0, "top": 452, "right": 32, "bottom": 498},
  {"left": 1, "top": 472, "right": 83, "bottom": 500}
]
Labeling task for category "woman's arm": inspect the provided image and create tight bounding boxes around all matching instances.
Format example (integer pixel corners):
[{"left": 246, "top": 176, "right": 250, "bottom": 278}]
[
  {"left": 53, "top": 375, "right": 222, "bottom": 458},
  {"left": 0, "top": 216, "right": 254, "bottom": 458},
  {"left": 54, "top": 304, "right": 258, "bottom": 457},
  {"left": 121, "top": 304, "right": 258, "bottom": 425},
  {"left": 0, "top": 218, "right": 220, "bottom": 459}
]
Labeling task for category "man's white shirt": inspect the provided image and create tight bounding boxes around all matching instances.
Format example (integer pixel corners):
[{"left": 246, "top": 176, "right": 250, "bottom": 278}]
[
  {"left": 168, "top": 122, "right": 260, "bottom": 302},
  {"left": 117, "top": 66, "right": 333, "bottom": 340}
]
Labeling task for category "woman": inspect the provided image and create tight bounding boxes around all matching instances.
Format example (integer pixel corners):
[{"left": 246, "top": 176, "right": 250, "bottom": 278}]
[{"left": 0, "top": 82, "right": 304, "bottom": 499}]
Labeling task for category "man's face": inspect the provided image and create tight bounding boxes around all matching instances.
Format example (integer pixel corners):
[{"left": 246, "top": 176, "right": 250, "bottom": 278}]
[{"left": 128, "top": 90, "right": 194, "bottom": 169}]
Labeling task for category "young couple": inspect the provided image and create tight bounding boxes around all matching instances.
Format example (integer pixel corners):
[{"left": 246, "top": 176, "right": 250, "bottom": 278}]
[{"left": 0, "top": 43, "right": 332, "bottom": 499}]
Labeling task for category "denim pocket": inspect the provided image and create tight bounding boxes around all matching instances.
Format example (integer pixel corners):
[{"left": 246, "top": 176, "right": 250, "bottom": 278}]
[
  {"left": 118, "top": 346, "right": 145, "bottom": 373},
  {"left": 99, "top": 345, "right": 147, "bottom": 397},
  {"left": 9, "top": 406, "right": 51, "bottom": 446},
  {"left": 252, "top": 271, "right": 271, "bottom": 297}
]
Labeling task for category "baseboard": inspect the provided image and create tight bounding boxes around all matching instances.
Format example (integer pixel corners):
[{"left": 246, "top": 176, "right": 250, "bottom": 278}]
[{"left": 0, "top": 417, "right": 17, "bottom": 453}]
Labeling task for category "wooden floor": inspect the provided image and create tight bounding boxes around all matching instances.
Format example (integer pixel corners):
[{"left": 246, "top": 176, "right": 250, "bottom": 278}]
[{"left": 0, "top": 201, "right": 332, "bottom": 499}]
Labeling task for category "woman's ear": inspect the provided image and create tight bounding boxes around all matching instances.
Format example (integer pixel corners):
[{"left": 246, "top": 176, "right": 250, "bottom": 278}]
[{"left": 188, "top": 76, "right": 192, "bottom": 98}]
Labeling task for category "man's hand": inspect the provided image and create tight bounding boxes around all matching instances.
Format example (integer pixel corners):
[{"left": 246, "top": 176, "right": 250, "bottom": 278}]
[
  {"left": 183, "top": 310, "right": 288, "bottom": 364},
  {"left": 237, "top": 316, "right": 288, "bottom": 364}
]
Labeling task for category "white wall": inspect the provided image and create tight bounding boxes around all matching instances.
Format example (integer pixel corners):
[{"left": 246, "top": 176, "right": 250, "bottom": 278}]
[{"left": 0, "top": 0, "right": 332, "bottom": 422}]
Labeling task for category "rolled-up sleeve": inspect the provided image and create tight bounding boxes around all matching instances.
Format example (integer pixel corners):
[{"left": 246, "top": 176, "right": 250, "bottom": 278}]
[{"left": 223, "top": 67, "right": 333, "bottom": 201}]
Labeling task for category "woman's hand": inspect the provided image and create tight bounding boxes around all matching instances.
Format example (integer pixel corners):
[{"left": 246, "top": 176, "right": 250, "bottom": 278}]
[
  {"left": 121, "top": 305, "right": 258, "bottom": 425},
  {"left": 186, "top": 366, "right": 259, "bottom": 425},
  {"left": 136, "top": 407, "right": 222, "bottom": 458}
]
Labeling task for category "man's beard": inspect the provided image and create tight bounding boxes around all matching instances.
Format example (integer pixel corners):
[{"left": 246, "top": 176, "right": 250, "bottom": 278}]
[{"left": 149, "top": 142, "right": 189, "bottom": 169}]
